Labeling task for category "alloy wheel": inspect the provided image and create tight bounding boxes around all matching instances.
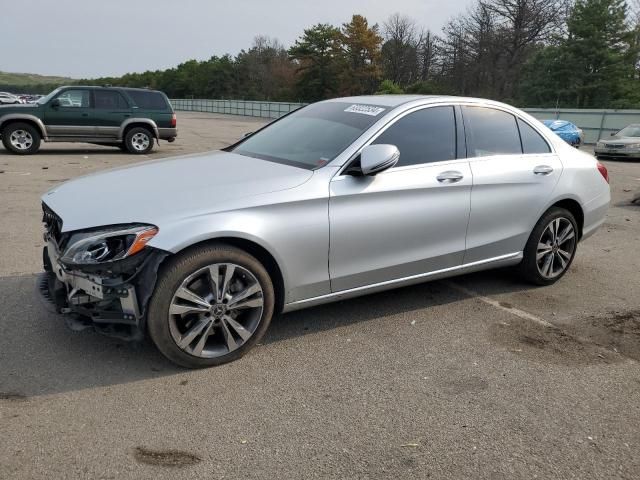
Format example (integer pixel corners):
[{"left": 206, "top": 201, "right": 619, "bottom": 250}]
[
  {"left": 168, "top": 263, "right": 264, "bottom": 358},
  {"left": 9, "top": 129, "right": 33, "bottom": 151},
  {"left": 131, "top": 132, "right": 150, "bottom": 151},
  {"left": 536, "top": 217, "right": 576, "bottom": 279}
]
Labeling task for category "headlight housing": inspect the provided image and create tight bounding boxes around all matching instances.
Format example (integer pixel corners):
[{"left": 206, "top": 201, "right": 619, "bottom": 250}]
[
  {"left": 596, "top": 142, "right": 605, "bottom": 148},
  {"left": 626, "top": 143, "right": 640, "bottom": 149},
  {"left": 61, "top": 225, "right": 158, "bottom": 265}
]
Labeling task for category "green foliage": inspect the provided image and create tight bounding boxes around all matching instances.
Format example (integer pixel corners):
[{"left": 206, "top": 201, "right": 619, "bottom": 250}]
[
  {"left": 288, "top": 24, "right": 344, "bottom": 101},
  {"left": 376, "top": 80, "right": 405, "bottom": 94},
  {"left": 519, "top": 0, "right": 639, "bottom": 108}
]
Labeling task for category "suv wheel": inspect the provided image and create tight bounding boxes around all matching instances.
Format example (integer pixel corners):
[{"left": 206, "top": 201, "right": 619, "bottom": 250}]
[
  {"left": 147, "top": 244, "right": 275, "bottom": 368},
  {"left": 2, "top": 122, "right": 41, "bottom": 155},
  {"left": 518, "top": 207, "right": 578, "bottom": 285},
  {"left": 124, "top": 127, "right": 154, "bottom": 154}
]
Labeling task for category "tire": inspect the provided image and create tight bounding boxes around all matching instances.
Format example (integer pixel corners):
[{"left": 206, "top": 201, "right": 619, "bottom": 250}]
[
  {"left": 124, "top": 127, "right": 154, "bottom": 154},
  {"left": 518, "top": 207, "right": 579, "bottom": 286},
  {"left": 2, "top": 122, "right": 41, "bottom": 154},
  {"left": 147, "top": 244, "right": 275, "bottom": 368}
]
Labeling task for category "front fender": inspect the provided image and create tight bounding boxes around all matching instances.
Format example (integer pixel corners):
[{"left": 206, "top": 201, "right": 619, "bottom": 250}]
[{"left": 0, "top": 113, "right": 48, "bottom": 139}]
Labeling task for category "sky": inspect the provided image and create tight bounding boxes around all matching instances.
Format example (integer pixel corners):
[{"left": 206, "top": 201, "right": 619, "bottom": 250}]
[{"left": 0, "top": 0, "right": 474, "bottom": 79}]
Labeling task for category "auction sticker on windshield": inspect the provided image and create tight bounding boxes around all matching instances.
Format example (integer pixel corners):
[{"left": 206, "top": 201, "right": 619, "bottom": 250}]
[{"left": 344, "top": 104, "right": 386, "bottom": 116}]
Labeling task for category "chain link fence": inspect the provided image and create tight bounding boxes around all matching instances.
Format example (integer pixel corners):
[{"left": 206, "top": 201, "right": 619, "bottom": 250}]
[{"left": 171, "top": 99, "right": 640, "bottom": 144}]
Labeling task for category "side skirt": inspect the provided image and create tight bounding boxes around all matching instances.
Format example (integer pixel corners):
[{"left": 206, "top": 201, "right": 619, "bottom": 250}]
[{"left": 282, "top": 252, "right": 523, "bottom": 313}]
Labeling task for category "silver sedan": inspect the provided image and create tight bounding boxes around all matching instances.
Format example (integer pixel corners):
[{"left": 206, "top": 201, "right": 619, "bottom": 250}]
[
  {"left": 40, "top": 96, "right": 611, "bottom": 368},
  {"left": 595, "top": 124, "right": 640, "bottom": 159}
]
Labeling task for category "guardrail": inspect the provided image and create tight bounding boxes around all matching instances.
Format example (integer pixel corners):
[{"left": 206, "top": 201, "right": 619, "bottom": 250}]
[{"left": 171, "top": 99, "right": 640, "bottom": 144}]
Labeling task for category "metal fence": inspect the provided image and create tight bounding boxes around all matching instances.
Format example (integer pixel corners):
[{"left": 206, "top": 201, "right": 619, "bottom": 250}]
[
  {"left": 519, "top": 108, "right": 640, "bottom": 144},
  {"left": 171, "top": 99, "right": 640, "bottom": 144},
  {"left": 170, "top": 99, "right": 304, "bottom": 119}
]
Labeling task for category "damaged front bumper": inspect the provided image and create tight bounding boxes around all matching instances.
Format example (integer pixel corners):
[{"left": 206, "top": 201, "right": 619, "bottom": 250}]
[{"left": 38, "top": 237, "right": 168, "bottom": 341}]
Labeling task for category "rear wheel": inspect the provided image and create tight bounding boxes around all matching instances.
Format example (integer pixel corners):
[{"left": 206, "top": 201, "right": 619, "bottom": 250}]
[
  {"left": 2, "top": 122, "right": 41, "bottom": 154},
  {"left": 124, "top": 127, "right": 154, "bottom": 154},
  {"left": 518, "top": 207, "right": 578, "bottom": 285},
  {"left": 147, "top": 244, "right": 275, "bottom": 368}
]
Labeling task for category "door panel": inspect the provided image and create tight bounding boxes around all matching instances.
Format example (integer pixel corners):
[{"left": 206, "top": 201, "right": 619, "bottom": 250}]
[
  {"left": 329, "top": 161, "right": 472, "bottom": 292},
  {"left": 92, "top": 90, "right": 132, "bottom": 138},
  {"left": 44, "top": 89, "right": 94, "bottom": 137},
  {"left": 464, "top": 153, "right": 562, "bottom": 263}
]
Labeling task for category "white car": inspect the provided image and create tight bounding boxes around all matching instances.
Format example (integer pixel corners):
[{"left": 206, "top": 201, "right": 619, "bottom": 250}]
[{"left": 0, "top": 92, "right": 22, "bottom": 105}]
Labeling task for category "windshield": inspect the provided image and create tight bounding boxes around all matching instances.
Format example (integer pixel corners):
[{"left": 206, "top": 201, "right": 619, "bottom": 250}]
[
  {"left": 616, "top": 125, "right": 640, "bottom": 137},
  {"left": 231, "top": 102, "right": 388, "bottom": 169},
  {"left": 37, "top": 88, "right": 62, "bottom": 105}
]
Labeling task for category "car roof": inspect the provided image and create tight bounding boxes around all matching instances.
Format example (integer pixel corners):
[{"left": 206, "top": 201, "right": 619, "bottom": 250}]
[{"left": 59, "top": 85, "right": 164, "bottom": 94}]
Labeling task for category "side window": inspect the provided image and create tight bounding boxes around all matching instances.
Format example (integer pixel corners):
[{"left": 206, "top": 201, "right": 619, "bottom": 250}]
[
  {"left": 372, "top": 106, "right": 456, "bottom": 167},
  {"left": 463, "top": 106, "right": 522, "bottom": 157},
  {"left": 55, "top": 90, "right": 90, "bottom": 108},
  {"left": 127, "top": 91, "right": 168, "bottom": 110},
  {"left": 94, "top": 90, "right": 129, "bottom": 110},
  {"left": 517, "top": 118, "right": 551, "bottom": 154}
]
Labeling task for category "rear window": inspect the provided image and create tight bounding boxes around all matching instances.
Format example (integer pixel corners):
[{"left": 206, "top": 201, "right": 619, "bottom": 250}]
[{"left": 126, "top": 90, "right": 169, "bottom": 110}]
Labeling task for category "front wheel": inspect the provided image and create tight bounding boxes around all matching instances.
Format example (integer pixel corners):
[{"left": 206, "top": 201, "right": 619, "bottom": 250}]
[
  {"left": 2, "top": 122, "right": 41, "bottom": 154},
  {"left": 518, "top": 207, "right": 579, "bottom": 286},
  {"left": 147, "top": 244, "right": 275, "bottom": 368},
  {"left": 124, "top": 127, "right": 154, "bottom": 154}
]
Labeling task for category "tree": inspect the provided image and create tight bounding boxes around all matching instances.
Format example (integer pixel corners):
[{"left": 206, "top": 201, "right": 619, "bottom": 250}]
[
  {"left": 339, "top": 15, "right": 383, "bottom": 95},
  {"left": 289, "top": 24, "right": 344, "bottom": 101},
  {"left": 520, "top": 0, "right": 638, "bottom": 108},
  {"left": 381, "top": 14, "right": 421, "bottom": 86}
]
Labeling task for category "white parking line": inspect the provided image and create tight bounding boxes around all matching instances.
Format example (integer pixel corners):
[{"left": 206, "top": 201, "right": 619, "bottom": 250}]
[{"left": 444, "top": 281, "right": 554, "bottom": 328}]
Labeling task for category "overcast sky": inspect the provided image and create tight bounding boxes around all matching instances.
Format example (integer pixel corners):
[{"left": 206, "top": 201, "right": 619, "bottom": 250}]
[{"left": 1, "top": 0, "right": 473, "bottom": 79}]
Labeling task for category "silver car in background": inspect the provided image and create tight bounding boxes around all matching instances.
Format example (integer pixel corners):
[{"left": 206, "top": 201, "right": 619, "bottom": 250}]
[
  {"left": 595, "top": 124, "right": 640, "bottom": 160},
  {"left": 40, "top": 95, "right": 611, "bottom": 368}
]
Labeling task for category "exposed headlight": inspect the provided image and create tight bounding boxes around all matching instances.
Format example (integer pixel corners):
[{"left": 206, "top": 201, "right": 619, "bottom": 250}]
[
  {"left": 61, "top": 225, "right": 158, "bottom": 265},
  {"left": 596, "top": 142, "right": 605, "bottom": 148},
  {"left": 626, "top": 143, "right": 640, "bottom": 149}
]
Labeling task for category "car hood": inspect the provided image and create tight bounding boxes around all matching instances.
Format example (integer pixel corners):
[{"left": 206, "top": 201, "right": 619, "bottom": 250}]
[
  {"left": 42, "top": 151, "right": 314, "bottom": 232},
  {"left": 0, "top": 103, "right": 39, "bottom": 112},
  {"left": 599, "top": 137, "right": 640, "bottom": 145}
]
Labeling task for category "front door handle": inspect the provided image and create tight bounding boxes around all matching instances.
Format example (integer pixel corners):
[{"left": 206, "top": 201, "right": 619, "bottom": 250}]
[
  {"left": 81, "top": 113, "right": 89, "bottom": 117},
  {"left": 533, "top": 165, "right": 554, "bottom": 175},
  {"left": 437, "top": 171, "right": 464, "bottom": 183}
]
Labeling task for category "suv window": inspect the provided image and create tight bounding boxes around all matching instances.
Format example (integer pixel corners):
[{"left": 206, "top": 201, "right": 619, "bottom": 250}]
[
  {"left": 94, "top": 90, "right": 129, "bottom": 110},
  {"left": 126, "top": 90, "right": 168, "bottom": 110},
  {"left": 372, "top": 106, "right": 456, "bottom": 167},
  {"left": 56, "top": 90, "right": 90, "bottom": 108},
  {"left": 518, "top": 119, "right": 551, "bottom": 154},
  {"left": 463, "top": 106, "right": 521, "bottom": 157}
]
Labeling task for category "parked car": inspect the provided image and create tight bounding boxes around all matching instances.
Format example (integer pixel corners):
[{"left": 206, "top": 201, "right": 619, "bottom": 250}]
[
  {"left": 0, "top": 92, "right": 22, "bottom": 105},
  {"left": 39, "top": 96, "right": 610, "bottom": 368},
  {"left": 594, "top": 124, "right": 640, "bottom": 160},
  {"left": 542, "top": 120, "right": 584, "bottom": 147},
  {"left": 0, "top": 86, "right": 177, "bottom": 155}
]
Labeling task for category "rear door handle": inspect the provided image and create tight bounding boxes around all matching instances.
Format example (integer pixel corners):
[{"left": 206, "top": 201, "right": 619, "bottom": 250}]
[
  {"left": 437, "top": 171, "right": 464, "bottom": 183},
  {"left": 533, "top": 165, "right": 554, "bottom": 175},
  {"left": 81, "top": 113, "right": 89, "bottom": 117}
]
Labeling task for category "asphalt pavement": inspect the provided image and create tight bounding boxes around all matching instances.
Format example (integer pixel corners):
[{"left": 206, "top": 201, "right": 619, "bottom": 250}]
[{"left": 0, "top": 112, "right": 638, "bottom": 479}]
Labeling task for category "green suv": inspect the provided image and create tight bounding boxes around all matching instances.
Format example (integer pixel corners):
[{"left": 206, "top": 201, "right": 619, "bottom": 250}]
[{"left": 0, "top": 86, "right": 177, "bottom": 155}]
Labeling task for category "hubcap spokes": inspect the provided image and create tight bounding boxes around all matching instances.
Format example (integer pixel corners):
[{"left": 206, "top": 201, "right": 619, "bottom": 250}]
[
  {"left": 168, "top": 263, "right": 264, "bottom": 358},
  {"left": 536, "top": 217, "right": 576, "bottom": 279},
  {"left": 132, "top": 133, "right": 149, "bottom": 151},
  {"left": 10, "top": 130, "right": 33, "bottom": 150}
]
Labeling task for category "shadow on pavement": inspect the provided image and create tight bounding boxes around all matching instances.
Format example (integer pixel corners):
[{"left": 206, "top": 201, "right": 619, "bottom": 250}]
[{"left": 0, "top": 268, "right": 533, "bottom": 398}]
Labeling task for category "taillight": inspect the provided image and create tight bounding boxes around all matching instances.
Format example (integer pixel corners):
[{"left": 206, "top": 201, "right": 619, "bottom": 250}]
[
  {"left": 597, "top": 161, "right": 609, "bottom": 183},
  {"left": 170, "top": 113, "right": 176, "bottom": 128}
]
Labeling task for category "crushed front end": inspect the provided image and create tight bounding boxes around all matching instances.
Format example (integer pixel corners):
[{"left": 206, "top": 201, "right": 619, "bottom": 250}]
[{"left": 39, "top": 203, "right": 168, "bottom": 340}]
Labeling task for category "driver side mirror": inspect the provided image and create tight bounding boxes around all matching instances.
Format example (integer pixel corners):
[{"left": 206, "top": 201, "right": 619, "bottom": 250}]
[
  {"left": 50, "top": 98, "right": 60, "bottom": 108},
  {"left": 359, "top": 144, "right": 400, "bottom": 176}
]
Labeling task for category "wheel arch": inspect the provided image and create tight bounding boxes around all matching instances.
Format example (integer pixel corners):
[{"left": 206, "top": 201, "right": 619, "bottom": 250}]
[
  {"left": 0, "top": 114, "right": 47, "bottom": 139},
  {"left": 550, "top": 197, "right": 584, "bottom": 239},
  {"left": 119, "top": 118, "right": 159, "bottom": 140},
  {"left": 166, "top": 236, "right": 286, "bottom": 314}
]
